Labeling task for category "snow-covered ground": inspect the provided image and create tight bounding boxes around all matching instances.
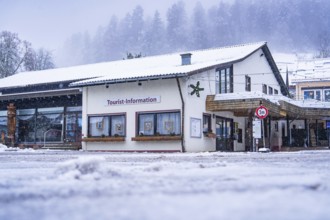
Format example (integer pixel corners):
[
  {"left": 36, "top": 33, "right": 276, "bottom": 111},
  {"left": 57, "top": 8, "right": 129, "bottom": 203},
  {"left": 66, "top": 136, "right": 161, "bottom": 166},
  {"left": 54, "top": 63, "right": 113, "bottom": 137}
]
[{"left": 0, "top": 148, "right": 329, "bottom": 220}]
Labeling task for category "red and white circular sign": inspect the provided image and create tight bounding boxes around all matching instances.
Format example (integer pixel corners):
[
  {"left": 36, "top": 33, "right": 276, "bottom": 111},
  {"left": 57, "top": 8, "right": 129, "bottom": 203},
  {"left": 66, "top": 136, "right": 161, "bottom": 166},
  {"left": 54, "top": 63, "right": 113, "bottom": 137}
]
[{"left": 255, "top": 105, "right": 268, "bottom": 119}]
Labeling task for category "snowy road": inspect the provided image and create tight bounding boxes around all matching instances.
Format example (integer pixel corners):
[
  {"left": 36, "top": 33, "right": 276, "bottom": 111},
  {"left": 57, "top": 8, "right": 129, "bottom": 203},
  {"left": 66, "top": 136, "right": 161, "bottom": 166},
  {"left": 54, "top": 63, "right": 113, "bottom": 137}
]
[{"left": 0, "top": 149, "right": 329, "bottom": 220}]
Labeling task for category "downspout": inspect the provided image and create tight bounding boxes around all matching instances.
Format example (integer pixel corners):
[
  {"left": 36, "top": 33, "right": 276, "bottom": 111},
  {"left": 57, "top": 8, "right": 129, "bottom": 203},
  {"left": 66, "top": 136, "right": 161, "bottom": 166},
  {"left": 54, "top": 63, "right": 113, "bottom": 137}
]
[{"left": 176, "top": 77, "right": 186, "bottom": 152}]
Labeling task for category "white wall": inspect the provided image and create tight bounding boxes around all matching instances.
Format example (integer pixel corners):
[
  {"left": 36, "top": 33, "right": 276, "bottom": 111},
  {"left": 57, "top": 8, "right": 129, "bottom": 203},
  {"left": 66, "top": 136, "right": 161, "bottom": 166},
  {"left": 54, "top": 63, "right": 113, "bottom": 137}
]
[
  {"left": 183, "top": 69, "right": 216, "bottom": 152},
  {"left": 82, "top": 79, "right": 183, "bottom": 151},
  {"left": 234, "top": 49, "right": 282, "bottom": 94},
  {"left": 81, "top": 48, "right": 283, "bottom": 152}
]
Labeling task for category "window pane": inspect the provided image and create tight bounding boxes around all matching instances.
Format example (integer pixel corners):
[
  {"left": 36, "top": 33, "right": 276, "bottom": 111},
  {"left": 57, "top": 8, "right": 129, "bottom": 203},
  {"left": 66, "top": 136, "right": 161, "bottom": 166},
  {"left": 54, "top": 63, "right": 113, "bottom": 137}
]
[
  {"left": 262, "top": 84, "right": 267, "bottom": 94},
  {"left": 215, "top": 72, "right": 220, "bottom": 94},
  {"left": 38, "top": 107, "right": 64, "bottom": 114},
  {"left": 17, "top": 109, "right": 35, "bottom": 115},
  {"left": 316, "top": 91, "right": 321, "bottom": 101},
  {"left": 67, "top": 106, "right": 82, "bottom": 112},
  {"left": 139, "top": 114, "right": 154, "bottom": 135},
  {"left": 0, "top": 111, "right": 7, "bottom": 117},
  {"left": 111, "top": 115, "right": 125, "bottom": 136},
  {"left": 36, "top": 113, "right": 63, "bottom": 142},
  {"left": 304, "top": 91, "right": 314, "bottom": 100},
  {"left": 157, "top": 112, "right": 181, "bottom": 135},
  {"left": 203, "top": 114, "right": 211, "bottom": 133},
  {"left": 220, "top": 70, "right": 226, "bottom": 93},
  {"left": 66, "top": 113, "right": 82, "bottom": 142},
  {"left": 89, "top": 116, "right": 110, "bottom": 137},
  {"left": 226, "top": 68, "right": 231, "bottom": 93},
  {"left": 325, "top": 90, "right": 330, "bottom": 101},
  {"left": 245, "top": 76, "right": 251, "bottom": 91},
  {"left": 17, "top": 114, "right": 36, "bottom": 142},
  {"left": 0, "top": 117, "right": 7, "bottom": 142},
  {"left": 269, "top": 87, "right": 273, "bottom": 95}
]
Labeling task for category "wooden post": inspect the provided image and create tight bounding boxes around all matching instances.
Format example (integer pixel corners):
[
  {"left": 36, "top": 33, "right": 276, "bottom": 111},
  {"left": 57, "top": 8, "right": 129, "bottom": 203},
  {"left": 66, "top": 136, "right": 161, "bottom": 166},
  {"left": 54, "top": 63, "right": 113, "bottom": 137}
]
[
  {"left": 7, "top": 103, "right": 16, "bottom": 147},
  {"left": 286, "top": 115, "right": 291, "bottom": 147}
]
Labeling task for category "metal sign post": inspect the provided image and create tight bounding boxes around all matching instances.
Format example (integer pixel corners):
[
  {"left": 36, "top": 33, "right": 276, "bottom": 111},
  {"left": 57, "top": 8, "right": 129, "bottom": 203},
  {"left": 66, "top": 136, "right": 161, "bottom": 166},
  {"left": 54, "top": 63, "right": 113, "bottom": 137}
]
[
  {"left": 253, "top": 119, "right": 262, "bottom": 152},
  {"left": 255, "top": 105, "right": 269, "bottom": 152}
]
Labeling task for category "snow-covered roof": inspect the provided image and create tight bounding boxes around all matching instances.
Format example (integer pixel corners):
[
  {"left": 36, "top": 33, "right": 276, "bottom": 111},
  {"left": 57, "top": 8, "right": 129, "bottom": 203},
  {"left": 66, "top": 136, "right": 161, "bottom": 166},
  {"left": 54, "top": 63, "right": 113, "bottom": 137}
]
[
  {"left": 291, "top": 58, "right": 330, "bottom": 83},
  {"left": 273, "top": 53, "right": 330, "bottom": 84},
  {"left": 71, "top": 42, "right": 268, "bottom": 87},
  {"left": 215, "top": 91, "right": 330, "bottom": 109},
  {"left": 0, "top": 42, "right": 267, "bottom": 89}
]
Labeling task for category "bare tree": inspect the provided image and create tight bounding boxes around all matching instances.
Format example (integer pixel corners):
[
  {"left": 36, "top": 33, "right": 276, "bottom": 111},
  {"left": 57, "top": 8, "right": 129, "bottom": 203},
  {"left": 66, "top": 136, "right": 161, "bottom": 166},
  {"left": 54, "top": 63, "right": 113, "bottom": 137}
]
[
  {"left": 316, "top": 31, "right": 330, "bottom": 58},
  {"left": 0, "top": 31, "right": 31, "bottom": 78},
  {"left": 24, "top": 48, "right": 55, "bottom": 71}
]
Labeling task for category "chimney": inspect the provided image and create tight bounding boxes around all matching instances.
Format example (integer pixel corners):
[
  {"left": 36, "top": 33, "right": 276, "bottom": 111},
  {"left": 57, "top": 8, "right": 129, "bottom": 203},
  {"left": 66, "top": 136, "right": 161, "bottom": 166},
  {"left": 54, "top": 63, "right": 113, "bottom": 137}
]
[{"left": 180, "top": 53, "right": 192, "bottom": 65}]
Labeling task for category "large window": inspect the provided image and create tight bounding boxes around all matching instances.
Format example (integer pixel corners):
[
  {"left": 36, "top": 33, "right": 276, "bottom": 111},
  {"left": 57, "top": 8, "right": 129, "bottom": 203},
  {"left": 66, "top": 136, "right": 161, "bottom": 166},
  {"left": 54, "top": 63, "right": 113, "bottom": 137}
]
[
  {"left": 36, "top": 107, "right": 64, "bottom": 142},
  {"left": 17, "top": 109, "right": 36, "bottom": 143},
  {"left": 88, "top": 114, "right": 126, "bottom": 137},
  {"left": 216, "top": 67, "right": 233, "bottom": 94},
  {"left": 15, "top": 106, "right": 82, "bottom": 144},
  {"left": 66, "top": 107, "right": 82, "bottom": 142},
  {"left": 138, "top": 111, "right": 181, "bottom": 136}
]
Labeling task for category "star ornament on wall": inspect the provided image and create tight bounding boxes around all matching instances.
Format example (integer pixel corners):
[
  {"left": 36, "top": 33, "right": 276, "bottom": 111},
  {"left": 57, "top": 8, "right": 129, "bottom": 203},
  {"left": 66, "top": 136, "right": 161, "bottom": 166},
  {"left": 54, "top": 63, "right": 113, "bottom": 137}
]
[{"left": 189, "top": 81, "right": 204, "bottom": 97}]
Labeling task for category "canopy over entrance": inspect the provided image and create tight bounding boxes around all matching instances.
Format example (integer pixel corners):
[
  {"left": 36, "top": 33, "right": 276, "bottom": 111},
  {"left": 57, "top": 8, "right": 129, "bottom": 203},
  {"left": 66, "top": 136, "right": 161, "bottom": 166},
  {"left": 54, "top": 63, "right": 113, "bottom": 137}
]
[{"left": 206, "top": 94, "right": 330, "bottom": 120}]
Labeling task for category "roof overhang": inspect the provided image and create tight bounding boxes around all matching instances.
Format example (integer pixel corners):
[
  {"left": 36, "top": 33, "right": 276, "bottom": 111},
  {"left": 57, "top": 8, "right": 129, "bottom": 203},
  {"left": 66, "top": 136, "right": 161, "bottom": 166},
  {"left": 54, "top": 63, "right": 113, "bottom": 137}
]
[
  {"left": 0, "top": 88, "right": 82, "bottom": 101},
  {"left": 206, "top": 95, "right": 330, "bottom": 120},
  {"left": 69, "top": 73, "right": 188, "bottom": 87}
]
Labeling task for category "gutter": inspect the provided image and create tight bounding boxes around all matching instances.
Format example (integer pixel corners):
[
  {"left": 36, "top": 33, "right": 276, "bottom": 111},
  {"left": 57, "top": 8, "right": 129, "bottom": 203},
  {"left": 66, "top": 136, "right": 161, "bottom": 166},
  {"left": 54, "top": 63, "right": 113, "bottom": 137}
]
[{"left": 176, "top": 77, "right": 186, "bottom": 152}]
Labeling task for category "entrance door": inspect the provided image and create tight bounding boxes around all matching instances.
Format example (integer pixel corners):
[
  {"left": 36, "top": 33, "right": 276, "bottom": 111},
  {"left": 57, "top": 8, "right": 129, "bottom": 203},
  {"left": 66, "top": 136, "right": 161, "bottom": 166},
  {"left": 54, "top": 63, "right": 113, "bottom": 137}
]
[{"left": 216, "top": 116, "right": 233, "bottom": 151}]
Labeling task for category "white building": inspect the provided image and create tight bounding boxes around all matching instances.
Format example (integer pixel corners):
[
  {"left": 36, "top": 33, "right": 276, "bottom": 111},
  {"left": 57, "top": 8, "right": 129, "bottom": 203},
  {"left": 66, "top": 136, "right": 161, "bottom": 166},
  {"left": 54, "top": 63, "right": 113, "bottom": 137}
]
[
  {"left": 1, "top": 42, "right": 330, "bottom": 151},
  {"left": 70, "top": 42, "right": 290, "bottom": 152}
]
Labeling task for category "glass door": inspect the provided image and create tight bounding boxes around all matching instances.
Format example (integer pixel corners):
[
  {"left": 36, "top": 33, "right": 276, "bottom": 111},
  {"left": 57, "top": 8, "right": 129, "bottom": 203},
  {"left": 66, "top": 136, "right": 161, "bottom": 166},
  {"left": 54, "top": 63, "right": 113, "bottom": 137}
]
[
  {"left": 65, "top": 112, "right": 82, "bottom": 142},
  {"left": 216, "top": 116, "right": 233, "bottom": 151}
]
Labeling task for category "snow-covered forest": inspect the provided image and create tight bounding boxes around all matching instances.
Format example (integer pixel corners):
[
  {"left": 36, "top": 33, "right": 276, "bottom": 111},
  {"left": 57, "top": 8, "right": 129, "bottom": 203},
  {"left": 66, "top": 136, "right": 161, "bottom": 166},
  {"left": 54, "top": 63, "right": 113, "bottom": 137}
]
[{"left": 57, "top": 0, "right": 330, "bottom": 67}]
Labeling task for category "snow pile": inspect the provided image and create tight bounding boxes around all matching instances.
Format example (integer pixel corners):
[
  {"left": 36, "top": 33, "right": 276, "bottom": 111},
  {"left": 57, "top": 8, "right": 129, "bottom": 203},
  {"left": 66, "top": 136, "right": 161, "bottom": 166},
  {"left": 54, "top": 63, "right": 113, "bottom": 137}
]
[
  {"left": 0, "top": 144, "right": 7, "bottom": 151},
  {"left": 55, "top": 156, "right": 106, "bottom": 180}
]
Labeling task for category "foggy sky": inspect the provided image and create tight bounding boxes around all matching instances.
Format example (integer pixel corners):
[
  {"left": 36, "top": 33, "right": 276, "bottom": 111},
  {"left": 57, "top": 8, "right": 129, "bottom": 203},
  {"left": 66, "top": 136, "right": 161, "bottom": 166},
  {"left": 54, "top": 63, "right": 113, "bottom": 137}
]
[{"left": 0, "top": 0, "right": 223, "bottom": 51}]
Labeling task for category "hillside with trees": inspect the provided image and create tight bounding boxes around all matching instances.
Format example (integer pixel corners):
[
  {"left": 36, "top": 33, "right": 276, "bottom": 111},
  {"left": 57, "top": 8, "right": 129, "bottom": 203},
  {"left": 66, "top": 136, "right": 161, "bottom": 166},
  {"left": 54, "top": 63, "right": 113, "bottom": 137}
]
[{"left": 54, "top": 0, "right": 330, "bottom": 66}]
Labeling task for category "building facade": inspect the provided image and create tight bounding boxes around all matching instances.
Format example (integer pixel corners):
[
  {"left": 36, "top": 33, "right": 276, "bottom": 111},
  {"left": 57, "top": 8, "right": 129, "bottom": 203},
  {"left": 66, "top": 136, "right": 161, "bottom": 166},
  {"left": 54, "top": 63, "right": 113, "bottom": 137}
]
[
  {"left": 1, "top": 42, "right": 329, "bottom": 151},
  {"left": 71, "top": 42, "right": 291, "bottom": 152}
]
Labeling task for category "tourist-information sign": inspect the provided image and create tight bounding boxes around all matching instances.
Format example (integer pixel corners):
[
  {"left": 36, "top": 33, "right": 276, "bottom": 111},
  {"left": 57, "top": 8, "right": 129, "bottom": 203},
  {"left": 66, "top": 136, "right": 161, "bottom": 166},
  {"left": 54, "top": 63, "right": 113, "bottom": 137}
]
[{"left": 255, "top": 105, "right": 268, "bottom": 119}]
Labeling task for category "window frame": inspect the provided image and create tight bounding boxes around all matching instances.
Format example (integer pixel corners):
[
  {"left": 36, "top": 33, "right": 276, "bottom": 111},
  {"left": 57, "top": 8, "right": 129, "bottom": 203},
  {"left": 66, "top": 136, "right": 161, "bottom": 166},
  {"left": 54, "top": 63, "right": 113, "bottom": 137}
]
[
  {"left": 262, "top": 84, "right": 267, "bottom": 94},
  {"left": 245, "top": 75, "right": 251, "bottom": 91},
  {"left": 87, "top": 113, "right": 126, "bottom": 137},
  {"left": 324, "top": 90, "right": 330, "bottom": 101},
  {"left": 303, "top": 90, "right": 315, "bottom": 100},
  {"left": 216, "top": 66, "right": 233, "bottom": 94},
  {"left": 136, "top": 110, "right": 181, "bottom": 136},
  {"left": 203, "top": 113, "right": 212, "bottom": 133},
  {"left": 268, "top": 86, "right": 273, "bottom": 95}
]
